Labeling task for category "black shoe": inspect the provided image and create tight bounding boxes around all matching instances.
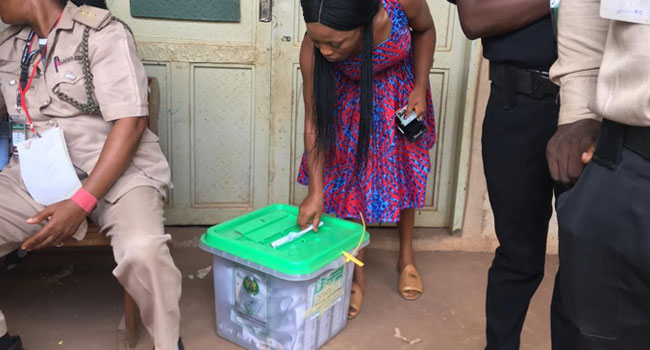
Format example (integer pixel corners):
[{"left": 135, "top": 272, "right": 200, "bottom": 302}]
[
  {"left": 8, "top": 336, "right": 22, "bottom": 350},
  {"left": 3, "top": 249, "right": 29, "bottom": 271},
  {"left": 0, "top": 335, "right": 23, "bottom": 350},
  {"left": 178, "top": 337, "right": 184, "bottom": 350}
]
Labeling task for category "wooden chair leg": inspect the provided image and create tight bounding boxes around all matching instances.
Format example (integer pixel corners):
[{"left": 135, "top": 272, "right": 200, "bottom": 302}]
[{"left": 124, "top": 290, "right": 141, "bottom": 348}]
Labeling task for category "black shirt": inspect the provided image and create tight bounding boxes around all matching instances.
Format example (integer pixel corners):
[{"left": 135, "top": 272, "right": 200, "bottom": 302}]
[{"left": 448, "top": 1, "right": 557, "bottom": 70}]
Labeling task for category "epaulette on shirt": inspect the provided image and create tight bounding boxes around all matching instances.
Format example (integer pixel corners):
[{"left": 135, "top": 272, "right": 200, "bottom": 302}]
[{"left": 73, "top": 5, "right": 112, "bottom": 30}]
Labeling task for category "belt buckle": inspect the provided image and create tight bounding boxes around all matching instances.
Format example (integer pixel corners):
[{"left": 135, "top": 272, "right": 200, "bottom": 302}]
[{"left": 529, "top": 71, "right": 551, "bottom": 99}]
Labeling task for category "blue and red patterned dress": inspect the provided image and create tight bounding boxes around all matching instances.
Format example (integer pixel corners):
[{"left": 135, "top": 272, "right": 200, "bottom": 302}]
[{"left": 298, "top": 0, "right": 436, "bottom": 223}]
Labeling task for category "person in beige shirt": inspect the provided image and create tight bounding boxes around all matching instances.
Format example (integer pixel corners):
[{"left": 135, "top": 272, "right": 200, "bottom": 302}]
[
  {"left": 0, "top": 1, "right": 182, "bottom": 349},
  {"left": 548, "top": 0, "right": 650, "bottom": 347}
]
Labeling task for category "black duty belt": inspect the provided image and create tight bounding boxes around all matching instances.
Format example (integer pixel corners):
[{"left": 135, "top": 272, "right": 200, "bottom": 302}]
[
  {"left": 489, "top": 63, "right": 559, "bottom": 109},
  {"left": 595, "top": 119, "right": 650, "bottom": 168}
]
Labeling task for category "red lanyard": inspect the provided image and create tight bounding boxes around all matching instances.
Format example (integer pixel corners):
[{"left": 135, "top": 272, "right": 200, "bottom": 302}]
[
  {"left": 19, "top": 40, "right": 40, "bottom": 134},
  {"left": 19, "top": 12, "right": 63, "bottom": 134}
]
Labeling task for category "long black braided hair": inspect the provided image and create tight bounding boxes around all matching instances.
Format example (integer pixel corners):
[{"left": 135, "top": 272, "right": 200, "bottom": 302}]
[{"left": 301, "top": 0, "right": 380, "bottom": 166}]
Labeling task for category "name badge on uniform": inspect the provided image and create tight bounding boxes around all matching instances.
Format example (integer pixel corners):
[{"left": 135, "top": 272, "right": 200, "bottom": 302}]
[
  {"left": 11, "top": 123, "right": 26, "bottom": 155},
  {"left": 16, "top": 127, "right": 82, "bottom": 206},
  {"left": 601, "top": 0, "right": 650, "bottom": 25}
]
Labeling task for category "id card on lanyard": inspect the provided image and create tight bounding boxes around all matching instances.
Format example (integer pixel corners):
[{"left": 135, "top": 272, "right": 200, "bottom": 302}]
[
  {"left": 11, "top": 122, "right": 26, "bottom": 156},
  {"left": 15, "top": 14, "right": 82, "bottom": 206},
  {"left": 10, "top": 30, "right": 40, "bottom": 156},
  {"left": 15, "top": 30, "right": 45, "bottom": 141}
]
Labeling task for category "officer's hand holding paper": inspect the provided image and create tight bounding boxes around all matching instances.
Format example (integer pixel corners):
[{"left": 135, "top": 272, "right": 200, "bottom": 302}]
[{"left": 16, "top": 127, "right": 88, "bottom": 250}]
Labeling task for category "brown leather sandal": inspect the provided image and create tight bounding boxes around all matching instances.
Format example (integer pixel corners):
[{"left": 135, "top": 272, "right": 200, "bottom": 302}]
[
  {"left": 348, "top": 282, "right": 364, "bottom": 319},
  {"left": 398, "top": 265, "right": 423, "bottom": 301}
]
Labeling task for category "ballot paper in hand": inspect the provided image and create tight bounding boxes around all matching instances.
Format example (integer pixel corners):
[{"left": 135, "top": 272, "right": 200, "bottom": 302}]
[{"left": 17, "top": 127, "right": 81, "bottom": 206}]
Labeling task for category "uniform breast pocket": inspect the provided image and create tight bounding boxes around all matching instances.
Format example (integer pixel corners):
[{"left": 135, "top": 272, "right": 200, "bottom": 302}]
[{"left": 46, "top": 62, "right": 91, "bottom": 112}]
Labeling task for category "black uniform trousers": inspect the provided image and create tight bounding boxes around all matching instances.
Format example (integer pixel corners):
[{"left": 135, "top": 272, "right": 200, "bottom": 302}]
[
  {"left": 556, "top": 119, "right": 650, "bottom": 350},
  {"left": 482, "top": 83, "right": 567, "bottom": 350}
]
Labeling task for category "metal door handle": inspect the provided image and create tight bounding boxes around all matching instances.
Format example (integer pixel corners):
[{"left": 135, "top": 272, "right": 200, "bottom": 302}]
[{"left": 259, "top": 0, "right": 272, "bottom": 22}]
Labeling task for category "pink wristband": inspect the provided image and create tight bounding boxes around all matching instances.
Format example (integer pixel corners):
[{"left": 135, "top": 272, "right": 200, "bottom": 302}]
[{"left": 70, "top": 187, "right": 98, "bottom": 213}]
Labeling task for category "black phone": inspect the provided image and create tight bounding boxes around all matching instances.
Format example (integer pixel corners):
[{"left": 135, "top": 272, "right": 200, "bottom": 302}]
[{"left": 395, "top": 106, "right": 426, "bottom": 142}]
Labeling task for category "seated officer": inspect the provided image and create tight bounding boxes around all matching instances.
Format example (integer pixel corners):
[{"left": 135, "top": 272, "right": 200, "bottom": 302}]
[{"left": 0, "top": 1, "right": 182, "bottom": 349}]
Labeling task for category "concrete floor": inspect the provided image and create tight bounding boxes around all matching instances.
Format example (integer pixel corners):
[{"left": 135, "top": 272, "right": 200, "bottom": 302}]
[{"left": 0, "top": 227, "right": 558, "bottom": 350}]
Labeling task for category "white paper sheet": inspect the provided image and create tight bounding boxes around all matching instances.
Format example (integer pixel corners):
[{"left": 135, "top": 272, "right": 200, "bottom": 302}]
[
  {"left": 601, "top": 0, "right": 650, "bottom": 25},
  {"left": 17, "top": 127, "right": 82, "bottom": 206}
]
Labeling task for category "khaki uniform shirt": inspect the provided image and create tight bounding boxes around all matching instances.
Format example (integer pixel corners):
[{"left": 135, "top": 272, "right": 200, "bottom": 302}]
[
  {"left": 0, "top": 2, "right": 171, "bottom": 203},
  {"left": 550, "top": 0, "right": 650, "bottom": 126}
]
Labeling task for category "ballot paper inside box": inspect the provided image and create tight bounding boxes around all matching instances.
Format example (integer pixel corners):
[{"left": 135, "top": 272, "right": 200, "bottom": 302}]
[{"left": 200, "top": 204, "right": 369, "bottom": 350}]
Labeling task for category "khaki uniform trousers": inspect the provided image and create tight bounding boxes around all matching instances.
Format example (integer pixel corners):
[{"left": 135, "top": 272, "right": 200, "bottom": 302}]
[{"left": 0, "top": 174, "right": 182, "bottom": 350}]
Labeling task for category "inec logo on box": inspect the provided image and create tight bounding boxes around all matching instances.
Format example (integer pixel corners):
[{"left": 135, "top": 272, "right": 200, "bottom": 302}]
[
  {"left": 243, "top": 276, "right": 260, "bottom": 296},
  {"left": 234, "top": 267, "right": 268, "bottom": 331}
]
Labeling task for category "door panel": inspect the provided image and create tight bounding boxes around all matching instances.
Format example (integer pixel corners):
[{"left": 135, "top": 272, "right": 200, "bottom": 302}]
[{"left": 110, "top": 0, "right": 271, "bottom": 225}]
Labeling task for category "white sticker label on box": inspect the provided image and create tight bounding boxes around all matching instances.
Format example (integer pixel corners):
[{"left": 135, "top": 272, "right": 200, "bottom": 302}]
[
  {"left": 305, "top": 266, "right": 345, "bottom": 318},
  {"left": 601, "top": 0, "right": 650, "bottom": 25},
  {"left": 234, "top": 267, "right": 269, "bottom": 332}
]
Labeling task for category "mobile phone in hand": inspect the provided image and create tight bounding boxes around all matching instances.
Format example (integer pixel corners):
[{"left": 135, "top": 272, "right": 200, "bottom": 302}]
[{"left": 395, "top": 106, "right": 426, "bottom": 142}]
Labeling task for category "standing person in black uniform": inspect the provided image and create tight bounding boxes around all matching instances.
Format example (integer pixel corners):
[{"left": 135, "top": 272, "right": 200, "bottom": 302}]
[{"left": 447, "top": 1, "right": 565, "bottom": 349}]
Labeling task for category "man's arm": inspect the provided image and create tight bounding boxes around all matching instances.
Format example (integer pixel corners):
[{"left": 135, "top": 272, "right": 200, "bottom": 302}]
[
  {"left": 546, "top": 0, "right": 610, "bottom": 185},
  {"left": 452, "top": 0, "right": 550, "bottom": 39}
]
